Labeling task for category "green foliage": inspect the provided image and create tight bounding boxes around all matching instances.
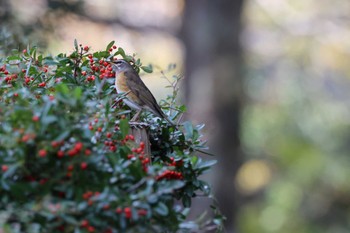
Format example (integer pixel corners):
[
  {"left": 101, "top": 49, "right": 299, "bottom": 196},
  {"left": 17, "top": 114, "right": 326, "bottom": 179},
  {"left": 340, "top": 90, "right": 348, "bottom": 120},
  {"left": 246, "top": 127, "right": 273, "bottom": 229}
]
[{"left": 0, "top": 42, "right": 220, "bottom": 232}]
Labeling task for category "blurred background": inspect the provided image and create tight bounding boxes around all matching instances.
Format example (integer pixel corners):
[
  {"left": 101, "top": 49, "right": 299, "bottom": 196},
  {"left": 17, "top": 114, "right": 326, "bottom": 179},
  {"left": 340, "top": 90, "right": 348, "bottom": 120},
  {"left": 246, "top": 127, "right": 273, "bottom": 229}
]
[{"left": 2, "top": 0, "right": 350, "bottom": 232}]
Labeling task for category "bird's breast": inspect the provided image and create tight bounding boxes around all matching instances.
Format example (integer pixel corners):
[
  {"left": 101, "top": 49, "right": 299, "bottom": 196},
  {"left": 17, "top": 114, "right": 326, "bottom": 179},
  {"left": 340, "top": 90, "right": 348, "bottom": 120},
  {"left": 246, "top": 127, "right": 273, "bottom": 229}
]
[
  {"left": 115, "top": 72, "right": 129, "bottom": 93},
  {"left": 115, "top": 72, "right": 142, "bottom": 106}
]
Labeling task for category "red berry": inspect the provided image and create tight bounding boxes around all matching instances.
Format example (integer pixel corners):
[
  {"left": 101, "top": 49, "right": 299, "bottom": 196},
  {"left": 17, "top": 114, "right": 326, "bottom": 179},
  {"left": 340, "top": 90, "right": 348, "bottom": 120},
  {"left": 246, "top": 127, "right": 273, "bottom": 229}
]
[
  {"left": 124, "top": 207, "right": 132, "bottom": 219},
  {"left": 106, "top": 132, "right": 112, "bottom": 138},
  {"left": 21, "top": 134, "right": 31, "bottom": 142},
  {"left": 112, "top": 45, "right": 117, "bottom": 49},
  {"left": 85, "top": 149, "right": 91, "bottom": 156},
  {"left": 80, "top": 162, "right": 88, "bottom": 170},
  {"left": 75, "top": 142, "right": 83, "bottom": 151},
  {"left": 23, "top": 49, "right": 27, "bottom": 54},
  {"left": 38, "top": 149, "right": 47, "bottom": 157},
  {"left": 116, "top": 207, "right": 122, "bottom": 214},
  {"left": 81, "top": 219, "right": 89, "bottom": 228},
  {"left": 83, "top": 191, "right": 93, "bottom": 200},
  {"left": 32, "top": 115, "right": 39, "bottom": 122},
  {"left": 136, "top": 147, "right": 143, "bottom": 154},
  {"left": 87, "top": 226, "right": 95, "bottom": 232},
  {"left": 13, "top": 93, "right": 18, "bottom": 97},
  {"left": 143, "top": 158, "right": 150, "bottom": 164},
  {"left": 39, "top": 178, "right": 48, "bottom": 185},
  {"left": 81, "top": 71, "right": 87, "bottom": 76},
  {"left": 38, "top": 82, "right": 46, "bottom": 87},
  {"left": 109, "top": 145, "right": 116, "bottom": 152},
  {"left": 84, "top": 46, "right": 89, "bottom": 51},
  {"left": 87, "top": 75, "right": 95, "bottom": 81},
  {"left": 24, "top": 77, "right": 31, "bottom": 84},
  {"left": 51, "top": 141, "right": 59, "bottom": 147},
  {"left": 57, "top": 150, "right": 64, "bottom": 158},
  {"left": 139, "top": 141, "right": 145, "bottom": 149},
  {"left": 1, "top": 165, "right": 8, "bottom": 172},
  {"left": 138, "top": 209, "right": 147, "bottom": 216},
  {"left": 88, "top": 199, "right": 94, "bottom": 206},
  {"left": 67, "top": 164, "right": 74, "bottom": 171},
  {"left": 67, "top": 148, "right": 78, "bottom": 156}
]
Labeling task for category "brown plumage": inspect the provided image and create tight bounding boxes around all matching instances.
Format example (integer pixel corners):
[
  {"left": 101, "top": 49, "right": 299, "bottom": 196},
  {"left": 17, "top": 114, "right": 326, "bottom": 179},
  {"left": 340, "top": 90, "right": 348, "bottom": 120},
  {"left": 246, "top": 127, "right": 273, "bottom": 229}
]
[{"left": 112, "top": 59, "right": 173, "bottom": 124}]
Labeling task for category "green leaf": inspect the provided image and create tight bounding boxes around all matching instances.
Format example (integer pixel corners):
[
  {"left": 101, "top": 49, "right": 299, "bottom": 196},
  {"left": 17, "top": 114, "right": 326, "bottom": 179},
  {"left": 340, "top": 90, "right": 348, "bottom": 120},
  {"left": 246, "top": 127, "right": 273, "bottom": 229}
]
[
  {"left": 147, "top": 194, "right": 158, "bottom": 204},
  {"left": 157, "top": 180, "right": 184, "bottom": 194},
  {"left": 41, "top": 115, "right": 57, "bottom": 125},
  {"left": 120, "top": 119, "right": 129, "bottom": 138},
  {"left": 54, "top": 130, "right": 70, "bottom": 141},
  {"left": 141, "top": 65, "right": 153, "bottom": 73},
  {"left": 154, "top": 202, "right": 169, "bottom": 216},
  {"left": 43, "top": 58, "right": 59, "bottom": 65},
  {"left": 6, "top": 55, "right": 20, "bottom": 61},
  {"left": 73, "top": 87, "right": 82, "bottom": 100},
  {"left": 106, "top": 41, "right": 115, "bottom": 51},
  {"left": 60, "top": 214, "right": 78, "bottom": 225},
  {"left": 55, "top": 83, "right": 70, "bottom": 95},
  {"left": 196, "top": 160, "right": 217, "bottom": 170},
  {"left": 116, "top": 47, "right": 126, "bottom": 57},
  {"left": 135, "top": 58, "right": 141, "bottom": 66},
  {"left": 183, "top": 121, "right": 193, "bottom": 139},
  {"left": 182, "top": 195, "right": 192, "bottom": 208}
]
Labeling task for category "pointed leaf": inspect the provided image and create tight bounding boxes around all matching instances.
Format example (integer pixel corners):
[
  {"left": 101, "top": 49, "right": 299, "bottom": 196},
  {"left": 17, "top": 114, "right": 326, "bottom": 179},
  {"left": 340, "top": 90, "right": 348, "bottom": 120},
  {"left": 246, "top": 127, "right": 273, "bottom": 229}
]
[{"left": 106, "top": 41, "right": 115, "bottom": 51}]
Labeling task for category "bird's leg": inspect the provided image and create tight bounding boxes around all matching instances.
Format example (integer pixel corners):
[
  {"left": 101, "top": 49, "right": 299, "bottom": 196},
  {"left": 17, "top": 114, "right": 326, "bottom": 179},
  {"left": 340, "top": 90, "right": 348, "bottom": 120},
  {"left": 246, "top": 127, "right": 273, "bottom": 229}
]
[{"left": 130, "top": 109, "right": 142, "bottom": 122}]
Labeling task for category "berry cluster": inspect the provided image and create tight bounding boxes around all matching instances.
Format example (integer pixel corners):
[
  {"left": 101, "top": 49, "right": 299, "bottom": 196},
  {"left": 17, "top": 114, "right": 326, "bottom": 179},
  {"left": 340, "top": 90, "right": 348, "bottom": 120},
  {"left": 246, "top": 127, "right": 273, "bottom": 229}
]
[
  {"left": 84, "top": 45, "right": 118, "bottom": 81},
  {"left": 80, "top": 219, "right": 96, "bottom": 232},
  {"left": 156, "top": 170, "right": 183, "bottom": 181},
  {"left": 126, "top": 140, "right": 150, "bottom": 172},
  {"left": 168, "top": 157, "right": 184, "bottom": 167},
  {"left": 115, "top": 207, "right": 148, "bottom": 219}
]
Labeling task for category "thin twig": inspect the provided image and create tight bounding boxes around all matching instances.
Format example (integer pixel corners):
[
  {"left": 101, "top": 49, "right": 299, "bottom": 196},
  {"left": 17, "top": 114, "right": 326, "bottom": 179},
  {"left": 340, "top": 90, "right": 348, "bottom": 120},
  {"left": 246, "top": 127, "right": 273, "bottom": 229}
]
[
  {"left": 25, "top": 58, "right": 32, "bottom": 78},
  {"left": 126, "top": 178, "right": 147, "bottom": 193}
]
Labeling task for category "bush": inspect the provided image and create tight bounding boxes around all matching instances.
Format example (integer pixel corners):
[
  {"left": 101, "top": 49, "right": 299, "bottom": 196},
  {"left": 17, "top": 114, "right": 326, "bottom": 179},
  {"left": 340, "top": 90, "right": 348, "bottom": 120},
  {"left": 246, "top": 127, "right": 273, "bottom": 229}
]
[{"left": 0, "top": 41, "right": 222, "bottom": 232}]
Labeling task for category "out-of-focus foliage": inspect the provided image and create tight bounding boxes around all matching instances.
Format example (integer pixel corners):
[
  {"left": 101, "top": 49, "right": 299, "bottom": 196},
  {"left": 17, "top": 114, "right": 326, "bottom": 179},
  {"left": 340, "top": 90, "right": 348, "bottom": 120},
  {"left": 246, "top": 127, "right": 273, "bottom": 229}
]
[
  {"left": 238, "top": 0, "right": 350, "bottom": 232},
  {"left": 0, "top": 41, "right": 221, "bottom": 232}
]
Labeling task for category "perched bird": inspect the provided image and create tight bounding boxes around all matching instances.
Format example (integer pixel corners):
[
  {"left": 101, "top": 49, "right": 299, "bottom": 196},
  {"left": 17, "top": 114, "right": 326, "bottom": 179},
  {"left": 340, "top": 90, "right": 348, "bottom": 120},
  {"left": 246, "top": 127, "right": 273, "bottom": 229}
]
[{"left": 112, "top": 59, "right": 173, "bottom": 125}]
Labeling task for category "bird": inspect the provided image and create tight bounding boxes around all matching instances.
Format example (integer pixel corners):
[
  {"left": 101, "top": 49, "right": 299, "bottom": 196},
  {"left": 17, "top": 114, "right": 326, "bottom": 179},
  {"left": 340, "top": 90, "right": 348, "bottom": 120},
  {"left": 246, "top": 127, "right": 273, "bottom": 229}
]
[{"left": 112, "top": 59, "right": 174, "bottom": 125}]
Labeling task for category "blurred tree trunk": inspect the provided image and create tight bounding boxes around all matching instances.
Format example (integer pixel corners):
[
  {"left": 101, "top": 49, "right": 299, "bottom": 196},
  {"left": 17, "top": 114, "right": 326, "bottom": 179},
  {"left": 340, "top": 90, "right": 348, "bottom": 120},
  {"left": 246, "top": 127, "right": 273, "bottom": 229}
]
[{"left": 181, "top": 0, "right": 245, "bottom": 232}]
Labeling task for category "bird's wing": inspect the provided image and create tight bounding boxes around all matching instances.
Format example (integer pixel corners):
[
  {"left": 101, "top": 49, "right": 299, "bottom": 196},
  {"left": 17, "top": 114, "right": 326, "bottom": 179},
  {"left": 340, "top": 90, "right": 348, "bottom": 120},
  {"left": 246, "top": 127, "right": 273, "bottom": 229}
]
[{"left": 125, "top": 70, "right": 166, "bottom": 119}]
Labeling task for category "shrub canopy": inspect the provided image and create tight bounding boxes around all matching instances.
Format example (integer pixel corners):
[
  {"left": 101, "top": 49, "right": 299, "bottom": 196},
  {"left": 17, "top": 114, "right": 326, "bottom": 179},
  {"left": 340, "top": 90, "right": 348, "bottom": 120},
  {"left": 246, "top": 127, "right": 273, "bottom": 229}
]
[{"left": 0, "top": 41, "right": 221, "bottom": 232}]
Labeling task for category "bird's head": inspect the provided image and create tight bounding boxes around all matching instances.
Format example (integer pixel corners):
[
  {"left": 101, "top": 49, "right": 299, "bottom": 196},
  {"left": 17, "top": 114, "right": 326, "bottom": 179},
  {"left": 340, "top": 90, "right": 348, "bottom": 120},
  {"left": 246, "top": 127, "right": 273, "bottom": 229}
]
[{"left": 111, "top": 59, "right": 133, "bottom": 72}]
